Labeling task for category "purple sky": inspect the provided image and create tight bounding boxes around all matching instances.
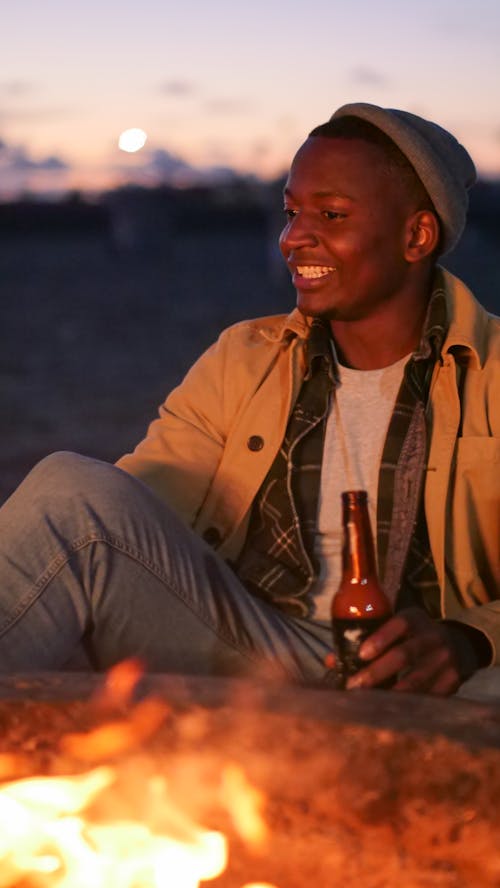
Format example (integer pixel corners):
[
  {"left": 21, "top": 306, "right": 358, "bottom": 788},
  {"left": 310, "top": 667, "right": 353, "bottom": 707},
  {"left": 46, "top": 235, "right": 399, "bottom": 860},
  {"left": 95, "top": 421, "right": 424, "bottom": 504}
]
[{"left": 1, "top": 0, "right": 499, "bottom": 196}]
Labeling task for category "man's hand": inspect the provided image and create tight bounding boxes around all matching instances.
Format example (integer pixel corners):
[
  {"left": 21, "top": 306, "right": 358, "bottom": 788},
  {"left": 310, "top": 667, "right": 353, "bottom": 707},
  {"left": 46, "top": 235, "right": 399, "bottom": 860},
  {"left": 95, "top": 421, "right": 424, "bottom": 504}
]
[{"left": 343, "top": 607, "right": 462, "bottom": 695}]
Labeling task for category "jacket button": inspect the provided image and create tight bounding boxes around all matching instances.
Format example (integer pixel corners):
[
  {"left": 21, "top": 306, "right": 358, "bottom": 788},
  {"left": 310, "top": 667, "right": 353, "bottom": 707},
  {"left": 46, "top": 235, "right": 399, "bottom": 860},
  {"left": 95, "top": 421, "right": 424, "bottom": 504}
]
[
  {"left": 203, "top": 526, "right": 222, "bottom": 547},
  {"left": 247, "top": 435, "right": 264, "bottom": 452}
]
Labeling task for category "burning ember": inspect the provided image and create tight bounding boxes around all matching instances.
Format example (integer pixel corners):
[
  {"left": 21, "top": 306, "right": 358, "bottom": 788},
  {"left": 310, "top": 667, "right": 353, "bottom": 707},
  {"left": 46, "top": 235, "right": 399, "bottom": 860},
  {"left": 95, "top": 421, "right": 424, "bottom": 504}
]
[{"left": 0, "top": 661, "right": 278, "bottom": 888}]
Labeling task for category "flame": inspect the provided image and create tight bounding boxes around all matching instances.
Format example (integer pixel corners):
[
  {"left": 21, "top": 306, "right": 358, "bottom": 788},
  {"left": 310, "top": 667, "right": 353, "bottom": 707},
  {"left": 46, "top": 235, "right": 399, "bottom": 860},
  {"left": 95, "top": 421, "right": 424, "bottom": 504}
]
[
  {"left": 60, "top": 697, "right": 170, "bottom": 762},
  {"left": 221, "top": 764, "right": 268, "bottom": 847},
  {"left": 0, "top": 753, "right": 30, "bottom": 781},
  {"left": 0, "top": 766, "right": 227, "bottom": 887},
  {"left": 93, "top": 657, "right": 145, "bottom": 709},
  {"left": 0, "top": 660, "right": 280, "bottom": 888},
  {"left": 61, "top": 659, "right": 170, "bottom": 763}
]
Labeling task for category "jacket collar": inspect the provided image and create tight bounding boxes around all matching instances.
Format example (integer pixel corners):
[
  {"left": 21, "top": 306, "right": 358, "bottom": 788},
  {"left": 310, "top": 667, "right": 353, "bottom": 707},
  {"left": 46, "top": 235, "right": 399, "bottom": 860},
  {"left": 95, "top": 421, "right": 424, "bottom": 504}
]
[
  {"left": 438, "top": 266, "right": 491, "bottom": 369},
  {"left": 258, "top": 267, "right": 491, "bottom": 369},
  {"left": 258, "top": 308, "right": 312, "bottom": 343}
]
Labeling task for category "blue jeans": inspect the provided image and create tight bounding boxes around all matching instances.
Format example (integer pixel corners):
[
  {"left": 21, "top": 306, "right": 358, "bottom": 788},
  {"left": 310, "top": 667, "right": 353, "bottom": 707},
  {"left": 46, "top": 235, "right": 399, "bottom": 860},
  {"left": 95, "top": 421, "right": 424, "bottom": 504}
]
[{"left": 0, "top": 452, "right": 332, "bottom": 682}]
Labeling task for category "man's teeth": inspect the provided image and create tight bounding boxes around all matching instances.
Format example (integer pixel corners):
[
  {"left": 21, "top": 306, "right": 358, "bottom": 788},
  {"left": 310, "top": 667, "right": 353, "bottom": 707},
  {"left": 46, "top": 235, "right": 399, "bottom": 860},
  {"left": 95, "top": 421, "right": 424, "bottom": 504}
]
[{"left": 297, "top": 265, "right": 335, "bottom": 279}]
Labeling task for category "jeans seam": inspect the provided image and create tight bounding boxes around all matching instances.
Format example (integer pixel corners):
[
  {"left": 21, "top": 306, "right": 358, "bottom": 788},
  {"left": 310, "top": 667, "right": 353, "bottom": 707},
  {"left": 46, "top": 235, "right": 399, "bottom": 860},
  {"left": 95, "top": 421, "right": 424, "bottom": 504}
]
[{"left": 1, "top": 531, "right": 258, "bottom": 664}]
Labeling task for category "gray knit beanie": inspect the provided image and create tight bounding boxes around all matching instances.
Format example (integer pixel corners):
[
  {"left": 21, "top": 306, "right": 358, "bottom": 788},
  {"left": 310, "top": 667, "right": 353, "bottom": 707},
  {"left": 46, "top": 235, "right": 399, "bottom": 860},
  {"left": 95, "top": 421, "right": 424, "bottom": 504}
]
[{"left": 330, "top": 103, "right": 477, "bottom": 255}]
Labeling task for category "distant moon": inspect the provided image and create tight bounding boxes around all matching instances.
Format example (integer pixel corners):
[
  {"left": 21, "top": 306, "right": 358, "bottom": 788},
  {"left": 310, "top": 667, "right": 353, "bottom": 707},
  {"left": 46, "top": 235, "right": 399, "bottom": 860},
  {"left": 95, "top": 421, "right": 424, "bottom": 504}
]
[{"left": 118, "top": 128, "right": 148, "bottom": 153}]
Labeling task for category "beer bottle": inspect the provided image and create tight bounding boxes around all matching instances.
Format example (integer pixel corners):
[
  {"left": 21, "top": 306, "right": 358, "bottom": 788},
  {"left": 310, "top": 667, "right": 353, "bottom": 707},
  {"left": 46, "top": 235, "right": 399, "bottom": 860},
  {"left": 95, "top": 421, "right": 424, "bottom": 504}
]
[{"left": 331, "top": 490, "right": 393, "bottom": 688}]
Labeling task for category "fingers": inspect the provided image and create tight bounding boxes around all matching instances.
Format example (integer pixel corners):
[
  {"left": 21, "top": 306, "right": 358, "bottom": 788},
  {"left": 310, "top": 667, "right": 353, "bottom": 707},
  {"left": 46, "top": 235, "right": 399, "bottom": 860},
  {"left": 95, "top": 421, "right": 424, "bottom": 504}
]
[
  {"left": 346, "top": 641, "right": 459, "bottom": 694},
  {"left": 345, "top": 638, "right": 420, "bottom": 690},
  {"left": 357, "top": 607, "right": 439, "bottom": 662},
  {"left": 357, "top": 612, "right": 415, "bottom": 661},
  {"left": 344, "top": 608, "right": 461, "bottom": 695},
  {"left": 393, "top": 645, "right": 461, "bottom": 696}
]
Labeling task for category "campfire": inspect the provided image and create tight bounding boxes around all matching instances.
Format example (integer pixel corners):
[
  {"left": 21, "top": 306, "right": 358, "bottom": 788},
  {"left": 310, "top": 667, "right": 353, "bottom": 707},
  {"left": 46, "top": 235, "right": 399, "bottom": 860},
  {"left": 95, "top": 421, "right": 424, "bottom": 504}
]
[
  {"left": 0, "top": 661, "right": 275, "bottom": 888},
  {"left": 1, "top": 662, "right": 500, "bottom": 887}
]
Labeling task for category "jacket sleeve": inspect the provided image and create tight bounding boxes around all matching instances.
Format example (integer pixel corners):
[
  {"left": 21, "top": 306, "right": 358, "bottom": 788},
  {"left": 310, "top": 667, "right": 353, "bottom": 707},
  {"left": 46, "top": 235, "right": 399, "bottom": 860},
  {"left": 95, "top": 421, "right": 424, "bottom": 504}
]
[
  {"left": 115, "top": 332, "right": 232, "bottom": 527},
  {"left": 444, "top": 602, "right": 500, "bottom": 668}
]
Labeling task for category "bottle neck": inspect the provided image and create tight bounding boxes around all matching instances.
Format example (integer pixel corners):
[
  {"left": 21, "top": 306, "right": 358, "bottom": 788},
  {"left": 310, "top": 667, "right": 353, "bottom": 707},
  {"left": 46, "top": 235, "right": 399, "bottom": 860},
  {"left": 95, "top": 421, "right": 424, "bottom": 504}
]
[{"left": 341, "top": 497, "right": 378, "bottom": 582}]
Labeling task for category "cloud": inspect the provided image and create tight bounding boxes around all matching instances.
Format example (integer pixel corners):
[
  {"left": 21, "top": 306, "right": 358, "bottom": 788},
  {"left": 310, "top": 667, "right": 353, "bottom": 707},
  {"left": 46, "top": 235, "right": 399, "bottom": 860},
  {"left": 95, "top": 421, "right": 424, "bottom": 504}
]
[
  {"left": 148, "top": 147, "right": 196, "bottom": 178},
  {"left": 158, "top": 80, "right": 196, "bottom": 97},
  {"left": 0, "top": 138, "right": 70, "bottom": 196},
  {"left": 0, "top": 80, "right": 36, "bottom": 97},
  {"left": 147, "top": 147, "right": 243, "bottom": 184},
  {"left": 114, "top": 146, "right": 200, "bottom": 187},
  {"left": 250, "top": 140, "right": 271, "bottom": 157},
  {"left": 0, "top": 106, "right": 71, "bottom": 123},
  {"left": 115, "top": 145, "right": 242, "bottom": 188},
  {"left": 158, "top": 81, "right": 252, "bottom": 117},
  {"left": 5, "top": 145, "right": 68, "bottom": 172},
  {"left": 349, "top": 67, "right": 389, "bottom": 87},
  {"left": 202, "top": 97, "right": 253, "bottom": 115}
]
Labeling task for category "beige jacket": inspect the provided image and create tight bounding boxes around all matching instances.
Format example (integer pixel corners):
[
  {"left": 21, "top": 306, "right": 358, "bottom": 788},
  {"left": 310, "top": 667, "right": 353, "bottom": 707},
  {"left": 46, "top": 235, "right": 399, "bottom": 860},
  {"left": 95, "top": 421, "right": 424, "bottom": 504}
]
[{"left": 117, "top": 269, "right": 500, "bottom": 661}]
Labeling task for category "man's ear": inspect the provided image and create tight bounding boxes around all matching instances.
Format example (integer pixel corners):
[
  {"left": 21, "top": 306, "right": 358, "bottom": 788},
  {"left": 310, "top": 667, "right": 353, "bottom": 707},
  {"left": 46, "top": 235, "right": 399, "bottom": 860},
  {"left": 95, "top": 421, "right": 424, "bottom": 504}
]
[{"left": 404, "top": 210, "right": 440, "bottom": 262}]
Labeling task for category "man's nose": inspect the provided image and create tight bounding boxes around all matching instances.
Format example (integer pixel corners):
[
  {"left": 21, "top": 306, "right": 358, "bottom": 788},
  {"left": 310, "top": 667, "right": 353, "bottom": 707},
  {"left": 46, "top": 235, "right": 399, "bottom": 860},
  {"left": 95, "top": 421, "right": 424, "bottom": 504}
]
[{"left": 280, "top": 214, "right": 318, "bottom": 252}]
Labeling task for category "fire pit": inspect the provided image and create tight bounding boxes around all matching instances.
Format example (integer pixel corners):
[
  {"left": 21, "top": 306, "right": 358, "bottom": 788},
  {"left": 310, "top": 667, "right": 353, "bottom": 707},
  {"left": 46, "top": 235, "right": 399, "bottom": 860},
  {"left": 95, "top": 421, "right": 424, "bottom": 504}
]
[{"left": 1, "top": 669, "right": 500, "bottom": 887}]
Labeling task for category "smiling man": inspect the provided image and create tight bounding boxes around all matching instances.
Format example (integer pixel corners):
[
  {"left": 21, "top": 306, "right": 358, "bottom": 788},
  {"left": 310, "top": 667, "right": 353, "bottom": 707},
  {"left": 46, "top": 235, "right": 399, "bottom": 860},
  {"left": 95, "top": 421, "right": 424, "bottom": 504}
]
[
  {"left": 281, "top": 128, "right": 438, "bottom": 361},
  {"left": 0, "top": 103, "right": 498, "bottom": 695}
]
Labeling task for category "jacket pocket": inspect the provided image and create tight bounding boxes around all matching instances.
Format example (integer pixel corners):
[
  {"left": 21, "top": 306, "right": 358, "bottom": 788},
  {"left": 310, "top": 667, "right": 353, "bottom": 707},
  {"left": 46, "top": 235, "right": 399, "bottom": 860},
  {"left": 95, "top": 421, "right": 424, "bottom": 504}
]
[
  {"left": 455, "top": 436, "right": 500, "bottom": 471},
  {"left": 446, "top": 436, "right": 500, "bottom": 607}
]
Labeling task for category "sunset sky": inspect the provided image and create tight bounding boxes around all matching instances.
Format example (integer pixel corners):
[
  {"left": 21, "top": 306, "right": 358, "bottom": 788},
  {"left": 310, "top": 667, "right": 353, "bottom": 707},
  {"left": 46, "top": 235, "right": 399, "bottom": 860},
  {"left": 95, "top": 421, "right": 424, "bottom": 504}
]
[{"left": 1, "top": 0, "right": 499, "bottom": 197}]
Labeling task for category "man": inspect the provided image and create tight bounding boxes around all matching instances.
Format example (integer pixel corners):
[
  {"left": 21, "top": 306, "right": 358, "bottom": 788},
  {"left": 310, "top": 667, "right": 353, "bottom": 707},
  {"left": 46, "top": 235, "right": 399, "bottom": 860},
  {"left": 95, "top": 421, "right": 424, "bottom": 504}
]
[{"left": 0, "top": 103, "right": 498, "bottom": 695}]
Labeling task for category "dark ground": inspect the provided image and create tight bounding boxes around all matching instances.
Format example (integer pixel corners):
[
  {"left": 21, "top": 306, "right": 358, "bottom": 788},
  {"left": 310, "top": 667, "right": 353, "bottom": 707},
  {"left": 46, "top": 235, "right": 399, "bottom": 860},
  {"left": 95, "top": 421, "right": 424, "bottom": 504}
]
[{"left": 0, "top": 214, "right": 499, "bottom": 505}]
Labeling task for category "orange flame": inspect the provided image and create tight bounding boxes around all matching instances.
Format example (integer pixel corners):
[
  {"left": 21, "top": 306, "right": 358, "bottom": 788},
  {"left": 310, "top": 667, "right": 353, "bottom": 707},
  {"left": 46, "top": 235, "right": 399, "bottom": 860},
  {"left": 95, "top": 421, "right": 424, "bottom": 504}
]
[
  {"left": 60, "top": 697, "right": 170, "bottom": 762},
  {"left": 221, "top": 763, "right": 268, "bottom": 847},
  {"left": 0, "top": 766, "right": 227, "bottom": 886},
  {"left": 0, "top": 660, "right": 280, "bottom": 888}
]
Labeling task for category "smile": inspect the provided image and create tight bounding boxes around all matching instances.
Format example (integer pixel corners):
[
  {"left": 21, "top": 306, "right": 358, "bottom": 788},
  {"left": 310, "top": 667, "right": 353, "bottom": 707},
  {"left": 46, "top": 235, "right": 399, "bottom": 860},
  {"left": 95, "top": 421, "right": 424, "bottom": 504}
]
[{"left": 296, "top": 265, "right": 335, "bottom": 279}]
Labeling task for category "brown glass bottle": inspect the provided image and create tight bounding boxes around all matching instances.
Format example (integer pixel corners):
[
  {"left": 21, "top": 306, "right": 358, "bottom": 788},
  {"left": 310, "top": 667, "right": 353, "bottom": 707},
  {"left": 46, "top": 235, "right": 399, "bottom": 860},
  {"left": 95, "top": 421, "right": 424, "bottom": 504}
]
[{"left": 331, "top": 490, "right": 393, "bottom": 688}]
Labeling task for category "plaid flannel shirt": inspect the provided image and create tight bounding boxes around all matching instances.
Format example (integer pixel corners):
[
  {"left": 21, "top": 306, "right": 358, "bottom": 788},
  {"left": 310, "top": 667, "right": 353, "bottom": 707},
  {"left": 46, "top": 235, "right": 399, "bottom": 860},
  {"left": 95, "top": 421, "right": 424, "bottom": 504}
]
[{"left": 235, "top": 286, "right": 447, "bottom": 619}]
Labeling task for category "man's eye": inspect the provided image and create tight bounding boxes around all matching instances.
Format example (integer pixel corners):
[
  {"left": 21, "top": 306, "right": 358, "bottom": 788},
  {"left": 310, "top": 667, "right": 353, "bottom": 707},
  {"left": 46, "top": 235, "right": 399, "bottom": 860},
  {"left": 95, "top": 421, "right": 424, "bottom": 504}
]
[
  {"left": 322, "top": 210, "right": 344, "bottom": 220},
  {"left": 283, "top": 207, "right": 297, "bottom": 219}
]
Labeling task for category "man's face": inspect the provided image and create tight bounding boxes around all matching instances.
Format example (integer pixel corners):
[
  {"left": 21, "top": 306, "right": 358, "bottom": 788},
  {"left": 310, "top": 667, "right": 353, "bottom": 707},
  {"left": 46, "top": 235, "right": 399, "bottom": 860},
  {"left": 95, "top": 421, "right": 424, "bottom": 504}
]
[{"left": 279, "top": 136, "right": 416, "bottom": 322}]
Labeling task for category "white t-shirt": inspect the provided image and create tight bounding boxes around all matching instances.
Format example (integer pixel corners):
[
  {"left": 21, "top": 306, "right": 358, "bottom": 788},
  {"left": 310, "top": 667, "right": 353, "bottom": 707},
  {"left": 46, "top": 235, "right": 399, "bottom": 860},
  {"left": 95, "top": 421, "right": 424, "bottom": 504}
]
[{"left": 310, "top": 352, "right": 411, "bottom": 620}]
